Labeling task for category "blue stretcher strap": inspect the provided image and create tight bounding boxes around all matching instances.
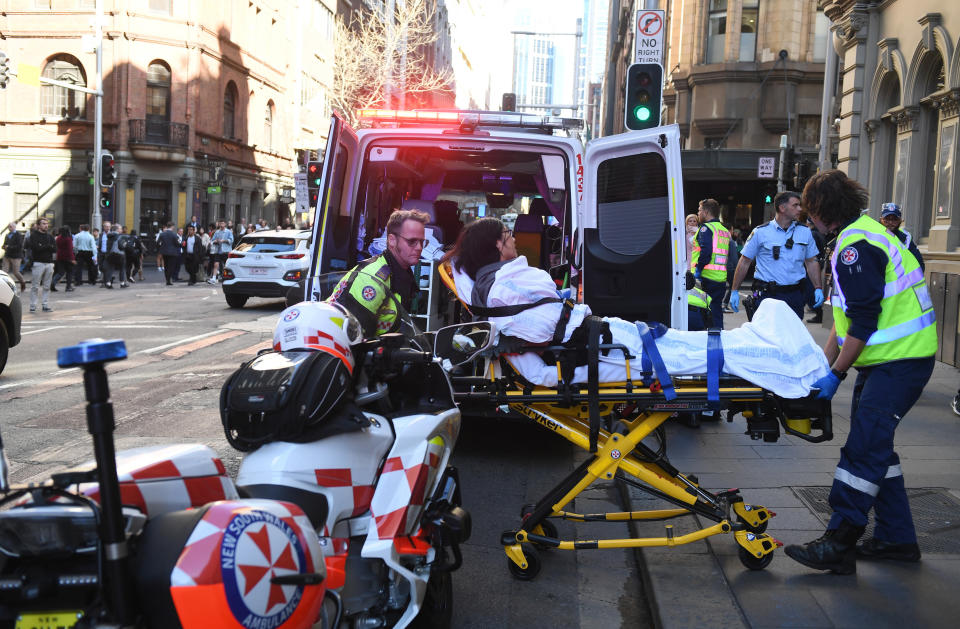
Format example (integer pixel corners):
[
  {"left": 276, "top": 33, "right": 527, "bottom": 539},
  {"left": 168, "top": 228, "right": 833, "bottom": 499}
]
[
  {"left": 707, "top": 328, "right": 724, "bottom": 408},
  {"left": 635, "top": 322, "right": 677, "bottom": 401}
]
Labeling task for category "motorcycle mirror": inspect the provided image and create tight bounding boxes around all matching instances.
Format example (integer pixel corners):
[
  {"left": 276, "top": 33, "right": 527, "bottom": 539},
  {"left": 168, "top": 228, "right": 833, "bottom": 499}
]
[{"left": 434, "top": 322, "right": 494, "bottom": 367}]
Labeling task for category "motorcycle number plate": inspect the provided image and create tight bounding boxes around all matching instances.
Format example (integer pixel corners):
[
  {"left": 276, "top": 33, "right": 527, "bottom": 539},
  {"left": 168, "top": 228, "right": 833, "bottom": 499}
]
[{"left": 15, "top": 611, "right": 83, "bottom": 629}]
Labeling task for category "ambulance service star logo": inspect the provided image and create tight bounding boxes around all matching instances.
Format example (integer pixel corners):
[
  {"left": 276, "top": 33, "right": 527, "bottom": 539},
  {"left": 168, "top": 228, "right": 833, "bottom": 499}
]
[{"left": 221, "top": 510, "right": 307, "bottom": 628}]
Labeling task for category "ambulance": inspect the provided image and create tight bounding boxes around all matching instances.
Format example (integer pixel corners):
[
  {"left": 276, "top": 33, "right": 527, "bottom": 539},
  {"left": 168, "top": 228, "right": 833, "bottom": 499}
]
[{"left": 305, "top": 110, "right": 688, "bottom": 329}]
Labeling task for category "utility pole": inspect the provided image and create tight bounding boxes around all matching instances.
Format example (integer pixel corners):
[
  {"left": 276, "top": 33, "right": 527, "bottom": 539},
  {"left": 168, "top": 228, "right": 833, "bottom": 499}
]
[{"left": 92, "top": 0, "right": 104, "bottom": 230}]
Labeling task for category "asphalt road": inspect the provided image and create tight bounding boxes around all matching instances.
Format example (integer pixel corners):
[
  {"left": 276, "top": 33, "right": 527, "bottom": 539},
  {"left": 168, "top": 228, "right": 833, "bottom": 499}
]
[{"left": 1, "top": 271, "right": 649, "bottom": 627}]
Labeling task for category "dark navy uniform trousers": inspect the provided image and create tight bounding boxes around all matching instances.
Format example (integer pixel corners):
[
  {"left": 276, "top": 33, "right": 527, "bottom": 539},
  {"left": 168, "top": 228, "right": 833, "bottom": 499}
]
[{"left": 827, "top": 356, "right": 934, "bottom": 543}]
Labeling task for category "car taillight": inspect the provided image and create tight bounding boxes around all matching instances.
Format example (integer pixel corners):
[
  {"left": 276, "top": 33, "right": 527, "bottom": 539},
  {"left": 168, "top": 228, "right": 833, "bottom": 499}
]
[
  {"left": 275, "top": 253, "right": 305, "bottom": 259},
  {"left": 222, "top": 268, "right": 235, "bottom": 280},
  {"left": 228, "top": 252, "right": 245, "bottom": 258},
  {"left": 283, "top": 270, "right": 303, "bottom": 281}
]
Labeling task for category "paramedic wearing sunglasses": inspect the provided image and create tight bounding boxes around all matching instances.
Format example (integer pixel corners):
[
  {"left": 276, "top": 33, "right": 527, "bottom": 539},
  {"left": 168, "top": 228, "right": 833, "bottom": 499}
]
[
  {"left": 690, "top": 199, "right": 731, "bottom": 329},
  {"left": 728, "top": 191, "right": 824, "bottom": 320},
  {"left": 327, "top": 209, "right": 429, "bottom": 338},
  {"left": 784, "top": 170, "right": 936, "bottom": 574}
]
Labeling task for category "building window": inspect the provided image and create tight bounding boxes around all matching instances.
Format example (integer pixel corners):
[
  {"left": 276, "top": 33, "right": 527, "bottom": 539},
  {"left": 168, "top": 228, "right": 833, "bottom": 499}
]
[
  {"left": 146, "top": 61, "right": 171, "bottom": 142},
  {"left": 706, "top": 0, "right": 727, "bottom": 64},
  {"left": 935, "top": 123, "right": 954, "bottom": 218},
  {"left": 41, "top": 55, "right": 87, "bottom": 119},
  {"left": 148, "top": 0, "right": 172, "bottom": 13},
  {"left": 224, "top": 81, "right": 238, "bottom": 139},
  {"left": 704, "top": 136, "right": 726, "bottom": 149},
  {"left": 893, "top": 137, "right": 908, "bottom": 205},
  {"left": 739, "top": 0, "right": 758, "bottom": 62},
  {"left": 264, "top": 101, "right": 274, "bottom": 152},
  {"left": 813, "top": 10, "right": 830, "bottom": 63}
]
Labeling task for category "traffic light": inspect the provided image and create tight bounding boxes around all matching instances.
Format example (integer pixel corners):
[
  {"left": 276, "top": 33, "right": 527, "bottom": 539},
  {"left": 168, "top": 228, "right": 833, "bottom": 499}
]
[
  {"left": 99, "top": 187, "right": 111, "bottom": 209},
  {"left": 306, "top": 161, "right": 323, "bottom": 188},
  {"left": 793, "top": 156, "right": 810, "bottom": 191},
  {"left": 501, "top": 92, "right": 517, "bottom": 112},
  {"left": 624, "top": 63, "right": 662, "bottom": 131},
  {"left": 0, "top": 51, "right": 10, "bottom": 89},
  {"left": 99, "top": 152, "right": 116, "bottom": 188}
]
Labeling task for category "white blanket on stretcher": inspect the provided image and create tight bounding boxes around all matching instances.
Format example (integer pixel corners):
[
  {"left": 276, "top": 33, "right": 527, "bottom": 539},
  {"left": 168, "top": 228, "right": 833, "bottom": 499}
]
[{"left": 502, "top": 299, "right": 830, "bottom": 399}]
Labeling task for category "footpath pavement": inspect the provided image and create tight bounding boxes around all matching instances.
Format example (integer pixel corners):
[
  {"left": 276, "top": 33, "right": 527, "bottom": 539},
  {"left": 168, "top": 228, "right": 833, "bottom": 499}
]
[{"left": 627, "top": 308, "right": 960, "bottom": 629}]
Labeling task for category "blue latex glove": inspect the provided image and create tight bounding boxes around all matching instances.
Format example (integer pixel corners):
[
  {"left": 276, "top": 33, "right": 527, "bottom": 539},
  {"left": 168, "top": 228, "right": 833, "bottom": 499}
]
[
  {"left": 812, "top": 288, "right": 824, "bottom": 309},
  {"left": 557, "top": 287, "right": 573, "bottom": 300},
  {"left": 729, "top": 291, "right": 740, "bottom": 313},
  {"left": 811, "top": 371, "right": 841, "bottom": 400},
  {"left": 693, "top": 268, "right": 702, "bottom": 279}
]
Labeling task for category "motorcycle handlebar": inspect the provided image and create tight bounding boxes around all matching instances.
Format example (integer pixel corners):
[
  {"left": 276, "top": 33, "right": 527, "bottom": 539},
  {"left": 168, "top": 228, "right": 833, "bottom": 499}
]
[{"left": 388, "top": 348, "right": 434, "bottom": 364}]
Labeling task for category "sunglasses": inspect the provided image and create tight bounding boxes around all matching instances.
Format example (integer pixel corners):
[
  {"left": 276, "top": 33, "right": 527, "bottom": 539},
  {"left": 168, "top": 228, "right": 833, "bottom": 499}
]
[{"left": 396, "top": 235, "right": 427, "bottom": 248}]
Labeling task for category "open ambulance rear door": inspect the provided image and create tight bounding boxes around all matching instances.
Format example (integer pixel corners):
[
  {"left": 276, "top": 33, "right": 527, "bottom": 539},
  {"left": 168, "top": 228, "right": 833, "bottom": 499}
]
[
  {"left": 305, "top": 113, "right": 359, "bottom": 301},
  {"left": 580, "top": 124, "right": 687, "bottom": 328}
]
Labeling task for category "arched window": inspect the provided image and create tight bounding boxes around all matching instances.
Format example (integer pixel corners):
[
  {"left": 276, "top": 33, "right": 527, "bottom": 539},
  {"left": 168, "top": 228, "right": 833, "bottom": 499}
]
[
  {"left": 41, "top": 54, "right": 87, "bottom": 119},
  {"left": 146, "top": 61, "right": 171, "bottom": 142},
  {"left": 264, "top": 100, "right": 275, "bottom": 152},
  {"left": 224, "top": 81, "right": 238, "bottom": 139}
]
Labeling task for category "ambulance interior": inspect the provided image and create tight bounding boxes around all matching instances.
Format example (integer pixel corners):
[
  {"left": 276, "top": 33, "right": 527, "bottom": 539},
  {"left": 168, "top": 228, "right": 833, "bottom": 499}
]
[{"left": 341, "top": 142, "right": 572, "bottom": 277}]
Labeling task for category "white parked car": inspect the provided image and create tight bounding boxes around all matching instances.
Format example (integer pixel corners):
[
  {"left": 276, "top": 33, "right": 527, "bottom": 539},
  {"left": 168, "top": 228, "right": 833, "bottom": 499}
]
[
  {"left": 221, "top": 229, "right": 312, "bottom": 308},
  {"left": 0, "top": 270, "right": 23, "bottom": 375}
]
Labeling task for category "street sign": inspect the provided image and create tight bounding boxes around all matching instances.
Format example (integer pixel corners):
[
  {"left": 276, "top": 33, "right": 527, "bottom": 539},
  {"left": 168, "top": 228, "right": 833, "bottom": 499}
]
[
  {"left": 207, "top": 185, "right": 221, "bottom": 194},
  {"left": 758, "top": 157, "right": 776, "bottom": 179},
  {"left": 294, "top": 172, "right": 308, "bottom": 213},
  {"left": 635, "top": 9, "right": 665, "bottom": 65}
]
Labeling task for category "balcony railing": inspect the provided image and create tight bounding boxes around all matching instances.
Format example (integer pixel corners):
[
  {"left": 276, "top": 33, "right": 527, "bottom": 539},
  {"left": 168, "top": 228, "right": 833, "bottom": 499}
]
[{"left": 128, "top": 119, "right": 189, "bottom": 148}]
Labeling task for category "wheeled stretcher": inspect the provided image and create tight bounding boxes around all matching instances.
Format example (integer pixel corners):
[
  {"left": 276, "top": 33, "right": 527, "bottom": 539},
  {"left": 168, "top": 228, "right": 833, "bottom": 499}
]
[{"left": 449, "top": 327, "right": 833, "bottom": 576}]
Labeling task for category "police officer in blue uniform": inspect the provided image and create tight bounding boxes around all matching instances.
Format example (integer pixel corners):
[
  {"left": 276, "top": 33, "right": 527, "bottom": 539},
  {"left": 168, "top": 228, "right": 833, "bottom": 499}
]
[
  {"left": 784, "top": 170, "right": 936, "bottom": 574},
  {"left": 879, "top": 202, "right": 924, "bottom": 271},
  {"left": 729, "top": 191, "right": 824, "bottom": 319}
]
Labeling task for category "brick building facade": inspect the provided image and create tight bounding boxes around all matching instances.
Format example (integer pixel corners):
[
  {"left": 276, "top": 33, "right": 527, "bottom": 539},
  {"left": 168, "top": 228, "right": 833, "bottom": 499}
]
[{"left": 0, "top": 0, "right": 338, "bottom": 238}]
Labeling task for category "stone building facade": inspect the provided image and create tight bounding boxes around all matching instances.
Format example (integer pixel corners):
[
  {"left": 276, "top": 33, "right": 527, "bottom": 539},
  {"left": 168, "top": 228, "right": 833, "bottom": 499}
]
[
  {"left": 823, "top": 1, "right": 960, "bottom": 364},
  {"left": 603, "top": 0, "right": 830, "bottom": 229},
  {"left": 0, "top": 0, "right": 338, "bottom": 238}
]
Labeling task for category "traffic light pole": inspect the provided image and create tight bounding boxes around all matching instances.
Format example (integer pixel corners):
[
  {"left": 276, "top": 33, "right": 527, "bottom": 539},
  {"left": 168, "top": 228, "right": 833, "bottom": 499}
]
[{"left": 92, "top": 0, "right": 104, "bottom": 230}]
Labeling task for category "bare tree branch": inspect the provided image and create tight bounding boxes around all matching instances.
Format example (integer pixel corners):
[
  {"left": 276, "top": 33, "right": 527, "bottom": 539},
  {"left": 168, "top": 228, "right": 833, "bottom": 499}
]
[{"left": 332, "top": 0, "right": 454, "bottom": 127}]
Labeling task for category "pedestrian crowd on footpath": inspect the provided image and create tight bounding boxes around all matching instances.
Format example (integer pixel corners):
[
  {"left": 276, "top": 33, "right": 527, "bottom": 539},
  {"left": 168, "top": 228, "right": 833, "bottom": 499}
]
[{"left": 1, "top": 216, "right": 307, "bottom": 312}]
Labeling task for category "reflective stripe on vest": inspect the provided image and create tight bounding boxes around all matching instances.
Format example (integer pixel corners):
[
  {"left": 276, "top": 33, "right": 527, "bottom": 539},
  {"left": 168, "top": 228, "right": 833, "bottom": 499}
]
[
  {"left": 690, "top": 221, "right": 730, "bottom": 281},
  {"left": 687, "top": 287, "right": 711, "bottom": 309},
  {"left": 830, "top": 216, "right": 937, "bottom": 366}
]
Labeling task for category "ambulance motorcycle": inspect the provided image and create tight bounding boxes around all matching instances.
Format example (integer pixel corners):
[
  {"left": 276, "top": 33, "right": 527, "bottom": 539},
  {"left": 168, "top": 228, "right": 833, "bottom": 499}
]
[
  {"left": 0, "top": 294, "right": 471, "bottom": 628},
  {"left": 224, "top": 295, "right": 471, "bottom": 629}
]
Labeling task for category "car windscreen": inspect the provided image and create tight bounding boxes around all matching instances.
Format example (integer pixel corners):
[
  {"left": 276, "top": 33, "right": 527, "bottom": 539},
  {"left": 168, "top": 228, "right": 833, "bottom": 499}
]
[{"left": 235, "top": 237, "right": 298, "bottom": 253}]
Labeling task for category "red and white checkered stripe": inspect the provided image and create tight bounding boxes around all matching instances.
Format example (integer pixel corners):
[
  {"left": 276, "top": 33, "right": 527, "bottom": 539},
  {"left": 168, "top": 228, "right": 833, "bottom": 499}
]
[
  {"left": 369, "top": 439, "right": 445, "bottom": 540},
  {"left": 80, "top": 444, "right": 238, "bottom": 517}
]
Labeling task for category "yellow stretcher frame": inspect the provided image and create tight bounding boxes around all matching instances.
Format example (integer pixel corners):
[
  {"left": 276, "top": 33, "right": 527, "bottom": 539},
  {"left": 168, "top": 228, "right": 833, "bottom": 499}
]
[{"left": 454, "top": 355, "right": 831, "bottom": 578}]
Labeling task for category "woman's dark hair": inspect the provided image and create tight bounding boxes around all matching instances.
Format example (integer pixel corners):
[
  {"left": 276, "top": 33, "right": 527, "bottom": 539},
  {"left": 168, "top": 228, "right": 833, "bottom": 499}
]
[
  {"left": 59, "top": 226, "right": 72, "bottom": 237},
  {"left": 442, "top": 217, "right": 505, "bottom": 280},
  {"left": 801, "top": 169, "right": 869, "bottom": 226}
]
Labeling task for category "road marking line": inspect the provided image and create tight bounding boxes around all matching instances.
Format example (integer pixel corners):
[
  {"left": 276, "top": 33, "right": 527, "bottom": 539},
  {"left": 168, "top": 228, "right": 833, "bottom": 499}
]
[
  {"left": 162, "top": 329, "right": 246, "bottom": 358},
  {"left": 21, "top": 326, "right": 67, "bottom": 335},
  {"left": 139, "top": 330, "right": 223, "bottom": 355},
  {"left": 233, "top": 340, "right": 272, "bottom": 356}
]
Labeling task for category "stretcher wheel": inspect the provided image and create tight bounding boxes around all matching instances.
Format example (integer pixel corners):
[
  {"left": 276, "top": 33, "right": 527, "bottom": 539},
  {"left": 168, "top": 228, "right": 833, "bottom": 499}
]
[
  {"left": 736, "top": 514, "right": 768, "bottom": 534},
  {"left": 738, "top": 545, "right": 774, "bottom": 571},
  {"left": 507, "top": 544, "right": 541, "bottom": 581},
  {"left": 531, "top": 519, "right": 558, "bottom": 549}
]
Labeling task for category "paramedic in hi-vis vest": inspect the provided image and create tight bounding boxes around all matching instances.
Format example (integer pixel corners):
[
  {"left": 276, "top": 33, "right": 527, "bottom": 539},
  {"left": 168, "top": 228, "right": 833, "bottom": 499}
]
[
  {"left": 784, "top": 170, "right": 936, "bottom": 575},
  {"left": 690, "top": 198, "right": 730, "bottom": 329}
]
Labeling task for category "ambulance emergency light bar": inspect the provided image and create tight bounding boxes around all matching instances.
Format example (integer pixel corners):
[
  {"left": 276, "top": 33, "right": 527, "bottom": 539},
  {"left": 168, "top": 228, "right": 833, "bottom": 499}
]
[{"left": 357, "top": 109, "right": 584, "bottom": 132}]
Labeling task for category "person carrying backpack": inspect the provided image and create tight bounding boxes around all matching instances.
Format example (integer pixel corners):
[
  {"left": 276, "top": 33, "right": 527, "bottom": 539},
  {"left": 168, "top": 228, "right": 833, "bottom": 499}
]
[{"left": 103, "top": 224, "right": 128, "bottom": 288}]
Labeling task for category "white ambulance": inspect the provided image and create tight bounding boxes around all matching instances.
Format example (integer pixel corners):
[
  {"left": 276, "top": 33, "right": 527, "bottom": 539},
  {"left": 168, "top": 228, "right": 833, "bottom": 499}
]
[{"left": 305, "top": 110, "right": 688, "bottom": 329}]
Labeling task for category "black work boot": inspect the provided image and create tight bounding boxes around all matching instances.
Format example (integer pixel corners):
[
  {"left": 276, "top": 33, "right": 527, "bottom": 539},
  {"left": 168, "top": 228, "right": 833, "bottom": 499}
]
[
  {"left": 784, "top": 520, "right": 865, "bottom": 574},
  {"left": 856, "top": 538, "right": 921, "bottom": 562}
]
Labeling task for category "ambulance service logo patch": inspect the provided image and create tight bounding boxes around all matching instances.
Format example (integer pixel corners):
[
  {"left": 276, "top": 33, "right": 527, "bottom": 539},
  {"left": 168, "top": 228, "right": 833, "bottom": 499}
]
[
  {"left": 221, "top": 510, "right": 307, "bottom": 628},
  {"left": 283, "top": 309, "right": 300, "bottom": 322},
  {"left": 840, "top": 246, "right": 858, "bottom": 265},
  {"left": 361, "top": 285, "right": 377, "bottom": 301}
]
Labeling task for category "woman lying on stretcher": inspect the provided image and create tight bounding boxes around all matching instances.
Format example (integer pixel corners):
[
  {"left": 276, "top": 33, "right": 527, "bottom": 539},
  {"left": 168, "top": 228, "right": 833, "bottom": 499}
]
[{"left": 442, "top": 218, "right": 830, "bottom": 399}]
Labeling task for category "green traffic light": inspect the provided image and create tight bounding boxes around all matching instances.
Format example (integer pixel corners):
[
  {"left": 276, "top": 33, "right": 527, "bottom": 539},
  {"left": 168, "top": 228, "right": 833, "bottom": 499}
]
[
  {"left": 634, "top": 106, "right": 651, "bottom": 122},
  {"left": 312, "top": 178, "right": 321, "bottom": 186},
  {"left": 765, "top": 194, "right": 773, "bottom": 203}
]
